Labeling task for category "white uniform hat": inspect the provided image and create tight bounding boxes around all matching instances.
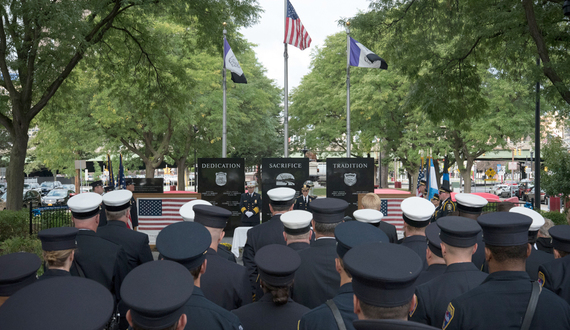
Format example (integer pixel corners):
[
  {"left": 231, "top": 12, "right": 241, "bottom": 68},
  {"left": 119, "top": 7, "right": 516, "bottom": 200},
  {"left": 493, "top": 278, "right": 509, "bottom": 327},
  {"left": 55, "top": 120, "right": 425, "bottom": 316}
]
[
  {"left": 281, "top": 210, "right": 312, "bottom": 234},
  {"left": 509, "top": 207, "right": 545, "bottom": 232},
  {"left": 267, "top": 188, "right": 296, "bottom": 204},
  {"left": 400, "top": 197, "right": 435, "bottom": 227},
  {"left": 246, "top": 181, "right": 257, "bottom": 187},
  {"left": 455, "top": 193, "right": 488, "bottom": 214},
  {"left": 179, "top": 200, "right": 213, "bottom": 221},
  {"left": 102, "top": 190, "right": 132, "bottom": 212},
  {"left": 353, "top": 209, "right": 384, "bottom": 224},
  {"left": 68, "top": 192, "right": 103, "bottom": 220}
]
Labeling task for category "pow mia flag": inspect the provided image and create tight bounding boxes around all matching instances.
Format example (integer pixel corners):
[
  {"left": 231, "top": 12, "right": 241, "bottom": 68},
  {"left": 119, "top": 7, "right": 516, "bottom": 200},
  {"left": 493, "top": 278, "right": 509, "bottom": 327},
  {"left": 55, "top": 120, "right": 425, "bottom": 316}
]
[{"left": 224, "top": 39, "right": 247, "bottom": 84}]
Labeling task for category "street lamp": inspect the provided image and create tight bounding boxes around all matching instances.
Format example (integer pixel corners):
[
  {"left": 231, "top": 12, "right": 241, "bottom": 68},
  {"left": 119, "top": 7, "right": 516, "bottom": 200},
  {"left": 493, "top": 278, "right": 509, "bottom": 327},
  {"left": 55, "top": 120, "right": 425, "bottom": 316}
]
[{"left": 193, "top": 125, "right": 198, "bottom": 192}]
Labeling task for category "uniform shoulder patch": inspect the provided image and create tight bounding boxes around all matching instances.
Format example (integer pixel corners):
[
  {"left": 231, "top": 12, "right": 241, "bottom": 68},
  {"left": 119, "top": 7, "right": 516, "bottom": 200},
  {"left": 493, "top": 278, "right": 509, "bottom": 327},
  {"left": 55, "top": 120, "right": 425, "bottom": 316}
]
[
  {"left": 538, "top": 271, "right": 545, "bottom": 287},
  {"left": 442, "top": 303, "right": 455, "bottom": 330},
  {"left": 446, "top": 203, "right": 453, "bottom": 211},
  {"left": 409, "top": 294, "right": 418, "bottom": 317}
]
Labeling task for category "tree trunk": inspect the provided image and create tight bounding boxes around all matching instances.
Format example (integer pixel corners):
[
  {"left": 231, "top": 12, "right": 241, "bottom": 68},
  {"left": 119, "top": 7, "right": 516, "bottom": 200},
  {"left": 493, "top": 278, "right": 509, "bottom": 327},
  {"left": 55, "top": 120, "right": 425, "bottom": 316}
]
[
  {"left": 380, "top": 150, "right": 389, "bottom": 188},
  {"left": 408, "top": 168, "right": 418, "bottom": 193},
  {"left": 6, "top": 126, "right": 29, "bottom": 210},
  {"left": 176, "top": 158, "right": 186, "bottom": 191},
  {"left": 144, "top": 161, "right": 155, "bottom": 178}
]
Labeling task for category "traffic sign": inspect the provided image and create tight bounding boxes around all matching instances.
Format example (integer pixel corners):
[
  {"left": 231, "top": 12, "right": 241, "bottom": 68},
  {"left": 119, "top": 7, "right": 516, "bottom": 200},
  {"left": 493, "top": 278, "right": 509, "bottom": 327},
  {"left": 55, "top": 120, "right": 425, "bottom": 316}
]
[{"left": 486, "top": 168, "right": 496, "bottom": 178}]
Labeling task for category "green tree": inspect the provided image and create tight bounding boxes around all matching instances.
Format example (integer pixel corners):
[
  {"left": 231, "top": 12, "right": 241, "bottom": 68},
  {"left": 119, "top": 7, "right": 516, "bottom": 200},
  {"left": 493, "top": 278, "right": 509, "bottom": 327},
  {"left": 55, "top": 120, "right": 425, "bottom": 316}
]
[{"left": 542, "top": 136, "right": 570, "bottom": 199}]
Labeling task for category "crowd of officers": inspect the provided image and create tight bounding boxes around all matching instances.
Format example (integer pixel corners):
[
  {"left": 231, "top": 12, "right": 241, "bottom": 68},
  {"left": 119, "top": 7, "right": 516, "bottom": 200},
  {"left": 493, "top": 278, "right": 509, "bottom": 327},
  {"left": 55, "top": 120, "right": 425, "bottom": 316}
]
[{"left": 2, "top": 180, "right": 570, "bottom": 330}]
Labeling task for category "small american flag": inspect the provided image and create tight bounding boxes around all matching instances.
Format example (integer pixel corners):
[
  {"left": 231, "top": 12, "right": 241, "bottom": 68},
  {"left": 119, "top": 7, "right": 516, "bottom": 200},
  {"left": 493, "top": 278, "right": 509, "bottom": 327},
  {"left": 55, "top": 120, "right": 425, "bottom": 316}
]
[
  {"left": 416, "top": 164, "right": 425, "bottom": 197},
  {"left": 380, "top": 198, "right": 405, "bottom": 233},
  {"left": 138, "top": 198, "right": 196, "bottom": 231},
  {"left": 284, "top": 0, "right": 312, "bottom": 50}
]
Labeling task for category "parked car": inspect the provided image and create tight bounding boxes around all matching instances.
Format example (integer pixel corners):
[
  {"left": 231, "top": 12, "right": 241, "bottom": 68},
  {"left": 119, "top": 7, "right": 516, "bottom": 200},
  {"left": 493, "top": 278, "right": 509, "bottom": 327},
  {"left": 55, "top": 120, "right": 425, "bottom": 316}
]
[
  {"left": 41, "top": 189, "right": 73, "bottom": 206},
  {"left": 490, "top": 184, "right": 510, "bottom": 197},
  {"left": 524, "top": 187, "right": 547, "bottom": 204},
  {"left": 62, "top": 184, "right": 76, "bottom": 193},
  {"left": 40, "top": 181, "right": 63, "bottom": 196},
  {"left": 517, "top": 181, "right": 534, "bottom": 199},
  {"left": 24, "top": 182, "right": 42, "bottom": 193},
  {"left": 0, "top": 189, "right": 42, "bottom": 210}
]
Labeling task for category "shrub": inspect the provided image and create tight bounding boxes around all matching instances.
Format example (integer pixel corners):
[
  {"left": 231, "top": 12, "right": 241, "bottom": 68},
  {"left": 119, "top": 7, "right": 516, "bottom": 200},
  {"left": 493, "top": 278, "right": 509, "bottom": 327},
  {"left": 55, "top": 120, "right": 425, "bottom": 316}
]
[
  {"left": 539, "top": 211, "right": 567, "bottom": 226},
  {"left": 0, "top": 210, "right": 29, "bottom": 242},
  {"left": 0, "top": 236, "right": 44, "bottom": 276}
]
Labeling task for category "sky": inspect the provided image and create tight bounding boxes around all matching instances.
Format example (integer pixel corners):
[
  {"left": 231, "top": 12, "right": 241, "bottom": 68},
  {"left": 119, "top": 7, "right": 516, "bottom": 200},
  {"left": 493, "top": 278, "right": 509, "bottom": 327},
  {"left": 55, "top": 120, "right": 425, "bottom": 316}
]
[{"left": 239, "top": 0, "right": 372, "bottom": 91}]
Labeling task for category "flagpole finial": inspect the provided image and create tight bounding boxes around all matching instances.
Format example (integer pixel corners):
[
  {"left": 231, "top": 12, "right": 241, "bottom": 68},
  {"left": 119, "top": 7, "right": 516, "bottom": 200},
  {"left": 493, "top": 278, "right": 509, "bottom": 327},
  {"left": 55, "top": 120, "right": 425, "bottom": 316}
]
[
  {"left": 346, "top": 21, "right": 350, "bottom": 26},
  {"left": 223, "top": 22, "right": 227, "bottom": 26}
]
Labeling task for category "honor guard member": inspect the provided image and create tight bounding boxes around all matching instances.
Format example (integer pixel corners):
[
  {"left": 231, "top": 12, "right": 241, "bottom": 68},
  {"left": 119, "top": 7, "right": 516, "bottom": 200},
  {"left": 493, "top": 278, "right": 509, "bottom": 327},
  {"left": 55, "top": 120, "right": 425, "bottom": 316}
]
[
  {"left": 232, "top": 244, "right": 310, "bottom": 330},
  {"left": 0, "top": 252, "right": 41, "bottom": 308},
  {"left": 180, "top": 199, "right": 236, "bottom": 263},
  {"left": 431, "top": 194, "right": 440, "bottom": 208},
  {"left": 91, "top": 180, "right": 108, "bottom": 226},
  {"left": 414, "top": 223, "right": 447, "bottom": 287},
  {"left": 37, "top": 227, "right": 78, "bottom": 281},
  {"left": 343, "top": 242, "right": 423, "bottom": 324},
  {"left": 67, "top": 192, "right": 129, "bottom": 304},
  {"left": 239, "top": 181, "right": 261, "bottom": 226},
  {"left": 538, "top": 225, "right": 570, "bottom": 303},
  {"left": 0, "top": 276, "right": 114, "bottom": 330},
  {"left": 280, "top": 210, "right": 313, "bottom": 251},
  {"left": 431, "top": 182, "right": 454, "bottom": 222},
  {"left": 98, "top": 190, "right": 154, "bottom": 271},
  {"left": 292, "top": 198, "right": 348, "bottom": 309},
  {"left": 453, "top": 193, "right": 487, "bottom": 270},
  {"left": 156, "top": 221, "right": 244, "bottom": 330},
  {"left": 299, "top": 221, "right": 388, "bottom": 330},
  {"left": 125, "top": 179, "right": 138, "bottom": 229},
  {"left": 192, "top": 204, "right": 251, "bottom": 310},
  {"left": 400, "top": 197, "right": 435, "bottom": 269},
  {"left": 121, "top": 260, "right": 193, "bottom": 330},
  {"left": 443, "top": 212, "right": 570, "bottom": 330},
  {"left": 410, "top": 217, "right": 487, "bottom": 327},
  {"left": 418, "top": 180, "right": 427, "bottom": 198},
  {"left": 294, "top": 181, "right": 316, "bottom": 210},
  {"left": 360, "top": 193, "right": 398, "bottom": 243},
  {"left": 243, "top": 187, "right": 295, "bottom": 301},
  {"left": 510, "top": 207, "right": 553, "bottom": 281},
  {"left": 536, "top": 218, "right": 554, "bottom": 254}
]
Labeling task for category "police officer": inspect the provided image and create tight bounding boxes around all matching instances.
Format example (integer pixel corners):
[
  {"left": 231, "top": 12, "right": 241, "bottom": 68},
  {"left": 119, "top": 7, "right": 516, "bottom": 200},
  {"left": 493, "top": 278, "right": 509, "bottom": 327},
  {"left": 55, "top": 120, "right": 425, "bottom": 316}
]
[
  {"left": 443, "top": 212, "right": 570, "bottom": 329},
  {"left": 410, "top": 216, "right": 487, "bottom": 327},
  {"left": 399, "top": 197, "right": 435, "bottom": 269},
  {"left": 0, "top": 276, "right": 114, "bottom": 329},
  {"left": 125, "top": 178, "right": 138, "bottom": 229},
  {"left": 232, "top": 244, "right": 310, "bottom": 330},
  {"left": 431, "top": 182, "right": 454, "bottom": 222},
  {"left": 243, "top": 187, "right": 295, "bottom": 301},
  {"left": 280, "top": 210, "right": 313, "bottom": 251},
  {"left": 359, "top": 193, "right": 398, "bottom": 243},
  {"left": 0, "top": 252, "right": 41, "bottom": 308},
  {"left": 294, "top": 181, "right": 316, "bottom": 210},
  {"left": 121, "top": 260, "right": 192, "bottom": 330},
  {"left": 192, "top": 204, "right": 251, "bottom": 311},
  {"left": 156, "top": 221, "right": 243, "bottom": 329},
  {"left": 37, "top": 227, "right": 78, "bottom": 280},
  {"left": 239, "top": 181, "right": 261, "bottom": 226},
  {"left": 454, "top": 193, "right": 488, "bottom": 270},
  {"left": 413, "top": 223, "right": 447, "bottom": 287},
  {"left": 98, "top": 190, "right": 154, "bottom": 271},
  {"left": 292, "top": 198, "right": 348, "bottom": 309},
  {"left": 299, "top": 221, "right": 388, "bottom": 330},
  {"left": 538, "top": 225, "right": 570, "bottom": 303},
  {"left": 510, "top": 207, "right": 553, "bottom": 281},
  {"left": 91, "top": 180, "right": 108, "bottom": 226}
]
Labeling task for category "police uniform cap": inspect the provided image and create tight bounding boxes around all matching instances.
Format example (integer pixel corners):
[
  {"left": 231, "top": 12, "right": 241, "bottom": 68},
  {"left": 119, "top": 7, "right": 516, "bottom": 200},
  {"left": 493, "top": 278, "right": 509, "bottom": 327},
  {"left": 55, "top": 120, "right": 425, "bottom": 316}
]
[
  {"left": 436, "top": 216, "right": 481, "bottom": 248},
  {"left": 125, "top": 178, "right": 134, "bottom": 186},
  {"left": 335, "top": 221, "right": 388, "bottom": 259},
  {"left": 432, "top": 194, "right": 439, "bottom": 201},
  {"left": 90, "top": 180, "right": 103, "bottom": 188},
  {"left": 104, "top": 186, "right": 114, "bottom": 193},
  {"left": 353, "top": 209, "right": 384, "bottom": 224},
  {"left": 0, "top": 276, "right": 113, "bottom": 330},
  {"left": 400, "top": 197, "right": 435, "bottom": 228},
  {"left": 302, "top": 180, "right": 314, "bottom": 190},
  {"left": 509, "top": 207, "right": 545, "bottom": 232},
  {"left": 549, "top": 225, "right": 570, "bottom": 253},
  {"left": 255, "top": 244, "right": 301, "bottom": 286},
  {"left": 0, "top": 252, "right": 41, "bottom": 296},
  {"left": 156, "top": 221, "right": 211, "bottom": 270},
  {"left": 439, "top": 181, "right": 452, "bottom": 193},
  {"left": 267, "top": 187, "right": 296, "bottom": 205},
  {"left": 353, "top": 319, "right": 439, "bottom": 330},
  {"left": 281, "top": 210, "right": 312, "bottom": 235},
  {"left": 419, "top": 180, "right": 426, "bottom": 187},
  {"left": 38, "top": 227, "right": 79, "bottom": 251},
  {"left": 121, "top": 260, "right": 193, "bottom": 330},
  {"left": 102, "top": 189, "right": 132, "bottom": 212},
  {"left": 246, "top": 181, "right": 257, "bottom": 187},
  {"left": 309, "top": 197, "right": 349, "bottom": 223},
  {"left": 425, "top": 223, "right": 443, "bottom": 258},
  {"left": 179, "top": 199, "right": 212, "bottom": 221},
  {"left": 193, "top": 204, "right": 232, "bottom": 229},
  {"left": 477, "top": 212, "right": 532, "bottom": 246},
  {"left": 343, "top": 242, "right": 422, "bottom": 308},
  {"left": 455, "top": 193, "right": 488, "bottom": 214},
  {"left": 67, "top": 192, "right": 102, "bottom": 219}
]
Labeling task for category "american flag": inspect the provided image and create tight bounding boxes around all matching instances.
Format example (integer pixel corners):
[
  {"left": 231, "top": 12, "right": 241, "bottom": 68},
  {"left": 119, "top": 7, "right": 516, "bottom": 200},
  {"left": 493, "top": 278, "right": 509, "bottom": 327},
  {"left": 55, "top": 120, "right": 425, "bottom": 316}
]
[
  {"left": 137, "top": 198, "right": 197, "bottom": 231},
  {"left": 416, "top": 164, "right": 425, "bottom": 197},
  {"left": 284, "top": 0, "right": 312, "bottom": 50},
  {"left": 380, "top": 198, "right": 405, "bottom": 234}
]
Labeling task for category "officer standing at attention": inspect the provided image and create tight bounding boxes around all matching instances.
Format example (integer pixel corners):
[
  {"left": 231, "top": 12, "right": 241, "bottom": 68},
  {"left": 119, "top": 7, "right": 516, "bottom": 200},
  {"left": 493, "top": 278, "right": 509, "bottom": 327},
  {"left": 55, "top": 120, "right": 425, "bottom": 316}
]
[
  {"left": 294, "top": 181, "right": 316, "bottom": 210},
  {"left": 125, "top": 179, "right": 138, "bottom": 229},
  {"left": 192, "top": 204, "right": 251, "bottom": 311},
  {"left": 399, "top": 197, "right": 435, "bottom": 269},
  {"left": 156, "top": 221, "right": 244, "bottom": 329},
  {"left": 280, "top": 210, "right": 313, "bottom": 251},
  {"left": 0, "top": 252, "right": 41, "bottom": 308},
  {"left": 37, "top": 227, "right": 78, "bottom": 280},
  {"left": 443, "top": 212, "right": 570, "bottom": 330},
  {"left": 98, "top": 190, "right": 154, "bottom": 271},
  {"left": 239, "top": 181, "right": 261, "bottom": 226},
  {"left": 538, "top": 225, "right": 570, "bottom": 303},
  {"left": 359, "top": 193, "right": 398, "bottom": 243},
  {"left": 413, "top": 223, "right": 447, "bottom": 287},
  {"left": 431, "top": 182, "right": 454, "bottom": 222},
  {"left": 91, "top": 180, "right": 108, "bottom": 226},
  {"left": 299, "top": 221, "right": 388, "bottom": 330},
  {"left": 292, "top": 198, "right": 348, "bottom": 309},
  {"left": 232, "top": 244, "right": 310, "bottom": 330},
  {"left": 243, "top": 187, "right": 295, "bottom": 301},
  {"left": 453, "top": 193, "right": 488, "bottom": 270},
  {"left": 409, "top": 217, "right": 487, "bottom": 327}
]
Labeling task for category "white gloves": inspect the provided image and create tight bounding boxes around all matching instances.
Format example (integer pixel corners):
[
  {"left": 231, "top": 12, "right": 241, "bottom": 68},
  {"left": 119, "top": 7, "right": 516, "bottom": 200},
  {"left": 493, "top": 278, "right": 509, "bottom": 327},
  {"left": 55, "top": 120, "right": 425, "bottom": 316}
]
[{"left": 245, "top": 211, "right": 254, "bottom": 217}]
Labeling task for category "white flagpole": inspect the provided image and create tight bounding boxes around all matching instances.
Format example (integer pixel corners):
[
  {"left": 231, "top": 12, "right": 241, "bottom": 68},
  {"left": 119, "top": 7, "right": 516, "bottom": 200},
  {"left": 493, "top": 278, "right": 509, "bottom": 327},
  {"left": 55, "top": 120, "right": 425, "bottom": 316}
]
[
  {"left": 222, "top": 23, "right": 227, "bottom": 158},
  {"left": 284, "top": 0, "right": 289, "bottom": 158},
  {"left": 346, "top": 22, "right": 351, "bottom": 158}
]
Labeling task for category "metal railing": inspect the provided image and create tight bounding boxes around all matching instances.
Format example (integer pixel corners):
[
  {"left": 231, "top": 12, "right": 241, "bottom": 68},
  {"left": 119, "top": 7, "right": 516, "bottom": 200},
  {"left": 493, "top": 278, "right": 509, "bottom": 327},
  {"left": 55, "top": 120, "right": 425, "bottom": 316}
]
[{"left": 29, "top": 203, "right": 72, "bottom": 235}]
